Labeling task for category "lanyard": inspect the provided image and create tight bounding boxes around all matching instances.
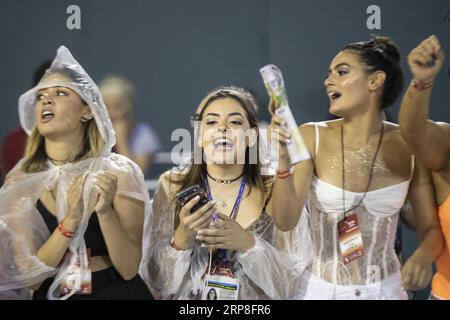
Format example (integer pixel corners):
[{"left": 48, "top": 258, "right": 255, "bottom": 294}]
[
  {"left": 203, "top": 175, "right": 246, "bottom": 222},
  {"left": 341, "top": 122, "right": 384, "bottom": 218},
  {"left": 203, "top": 174, "right": 245, "bottom": 263}
]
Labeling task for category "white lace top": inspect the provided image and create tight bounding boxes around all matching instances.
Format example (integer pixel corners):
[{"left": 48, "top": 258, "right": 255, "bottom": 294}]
[{"left": 306, "top": 122, "right": 413, "bottom": 285}]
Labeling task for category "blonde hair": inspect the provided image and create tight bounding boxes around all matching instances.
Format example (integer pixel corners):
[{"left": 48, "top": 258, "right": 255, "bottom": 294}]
[
  {"left": 21, "top": 119, "right": 105, "bottom": 173},
  {"left": 99, "top": 75, "right": 135, "bottom": 114}
]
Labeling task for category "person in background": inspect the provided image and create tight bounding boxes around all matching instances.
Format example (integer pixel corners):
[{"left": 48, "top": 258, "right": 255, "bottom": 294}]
[
  {"left": 0, "top": 60, "right": 52, "bottom": 185},
  {"left": 99, "top": 75, "right": 161, "bottom": 177}
]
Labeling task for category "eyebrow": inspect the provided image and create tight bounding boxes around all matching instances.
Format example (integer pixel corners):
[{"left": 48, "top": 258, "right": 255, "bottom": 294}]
[
  {"left": 204, "top": 112, "right": 244, "bottom": 117},
  {"left": 36, "top": 86, "right": 67, "bottom": 93},
  {"left": 227, "top": 112, "right": 244, "bottom": 117},
  {"left": 328, "top": 63, "right": 351, "bottom": 75},
  {"left": 205, "top": 112, "right": 220, "bottom": 117}
]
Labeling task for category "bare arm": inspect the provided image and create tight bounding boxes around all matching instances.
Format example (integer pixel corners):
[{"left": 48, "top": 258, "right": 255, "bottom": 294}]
[
  {"left": 31, "top": 175, "right": 86, "bottom": 290},
  {"left": 35, "top": 218, "right": 79, "bottom": 268},
  {"left": 268, "top": 122, "right": 315, "bottom": 231},
  {"left": 402, "top": 159, "right": 443, "bottom": 291},
  {"left": 399, "top": 35, "right": 449, "bottom": 171},
  {"left": 94, "top": 172, "right": 145, "bottom": 280},
  {"left": 97, "top": 195, "right": 144, "bottom": 280}
]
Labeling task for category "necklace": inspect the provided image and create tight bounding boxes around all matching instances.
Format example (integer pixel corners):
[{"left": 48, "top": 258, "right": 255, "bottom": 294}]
[
  {"left": 341, "top": 122, "right": 384, "bottom": 218},
  {"left": 206, "top": 171, "right": 244, "bottom": 184},
  {"left": 211, "top": 191, "right": 238, "bottom": 209},
  {"left": 47, "top": 154, "right": 74, "bottom": 165},
  {"left": 204, "top": 175, "right": 246, "bottom": 219}
]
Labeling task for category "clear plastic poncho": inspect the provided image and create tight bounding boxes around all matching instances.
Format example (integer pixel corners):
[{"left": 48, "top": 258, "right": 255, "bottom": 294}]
[
  {"left": 139, "top": 165, "right": 312, "bottom": 300},
  {"left": 0, "top": 46, "right": 151, "bottom": 300}
]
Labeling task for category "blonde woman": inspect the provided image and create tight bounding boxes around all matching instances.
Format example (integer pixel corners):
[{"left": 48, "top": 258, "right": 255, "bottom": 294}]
[
  {"left": 0, "top": 47, "right": 153, "bottom": 300},
  {"left": 99, "top": 75, "right": 161, "bottom": 176}
]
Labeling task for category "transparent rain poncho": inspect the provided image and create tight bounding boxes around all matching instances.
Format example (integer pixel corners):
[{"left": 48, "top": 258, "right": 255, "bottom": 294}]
[
  {"left": 0, "top": 46, "right": 152, "bottom": 300},
  {"left": 138, "top": 87, "right": 311, "bottom": 299},
  {"left": 139, "top": 164, "right": 312, "bottom": 300}
]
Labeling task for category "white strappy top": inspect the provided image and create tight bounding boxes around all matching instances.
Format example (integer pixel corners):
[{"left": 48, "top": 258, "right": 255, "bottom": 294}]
[{"left": 305, "top": 122, "right": 413, "bottom": 285}]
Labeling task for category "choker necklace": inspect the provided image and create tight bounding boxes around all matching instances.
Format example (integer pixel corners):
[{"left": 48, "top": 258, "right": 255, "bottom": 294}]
[{"left": 206, "top": 171, "right": 244, "bottom": 184}]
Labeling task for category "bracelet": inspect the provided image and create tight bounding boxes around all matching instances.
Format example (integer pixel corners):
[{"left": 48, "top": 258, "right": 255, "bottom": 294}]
[
  {"left": 412, "top": 79, "right": 433, "bottom": 91},
  {"left": 57, "top": 223, "right": 75, "bottom": 238},
  {"left": 276, "top": 169, "right": 291, "bottom": 179}
]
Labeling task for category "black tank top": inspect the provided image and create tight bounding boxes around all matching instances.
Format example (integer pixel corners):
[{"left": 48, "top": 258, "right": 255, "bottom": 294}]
[{"left": 36, "top": 199, "right": 109, "bottom": 257}]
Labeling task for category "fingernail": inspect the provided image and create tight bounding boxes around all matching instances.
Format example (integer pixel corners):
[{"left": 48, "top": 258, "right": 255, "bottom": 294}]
[
  {"left": 286, "top": 139, "right": 292, "bottom": 144},
  {"left": 195, "top": 195, "right": 200, "bottom": 200},
  {"left": 196, "top": 235, "right": 201, "bottom": 240}
]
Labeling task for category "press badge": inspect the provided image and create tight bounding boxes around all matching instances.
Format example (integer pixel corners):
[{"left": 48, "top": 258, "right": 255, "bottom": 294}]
[
  {"left": 338, "top": 213, "right": 365, "bottom": 264},
  {"left": 60, "top": 248, "right": 92, "bottom": 295},
  {"left": 202, "top": 274, "right": 240, "bottom": 300}
]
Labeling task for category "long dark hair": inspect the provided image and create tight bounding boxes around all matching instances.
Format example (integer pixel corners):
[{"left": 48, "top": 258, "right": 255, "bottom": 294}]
[{"left": 167, "top": 86, "right": 272, "bottom": 227}]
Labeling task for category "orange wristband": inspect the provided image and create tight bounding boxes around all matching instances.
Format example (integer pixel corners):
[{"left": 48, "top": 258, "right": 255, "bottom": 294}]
[
  {"left": 276, "top": 169, "right": 291, "bottom": 179},
  {"left": 57, "top": 223, "right": 75, "bottom": 238}
]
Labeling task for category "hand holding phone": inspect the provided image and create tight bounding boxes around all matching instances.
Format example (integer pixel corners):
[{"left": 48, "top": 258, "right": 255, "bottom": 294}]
[
  {"left": 176, "top": 184, "right": 209, "bottom": 213},
  {"left": 173, "top": 185, "right": 216, "bottom": 248}
]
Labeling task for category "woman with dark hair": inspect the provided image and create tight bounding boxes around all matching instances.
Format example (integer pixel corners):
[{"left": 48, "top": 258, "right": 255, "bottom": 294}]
[
  {"left": 206, "top": 288, "right": 217, "bottom": 300},
  {"left": 140, "top": 86, "right": 308, "bottom": 300},
  {"left": 0, "top": 46, "right": 153, "bottom": 300},
  {"left": 269, "top": 37, "right": 441, "bottom": 299}
]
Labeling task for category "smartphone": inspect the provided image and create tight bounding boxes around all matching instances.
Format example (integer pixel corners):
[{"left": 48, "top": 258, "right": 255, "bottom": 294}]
[{"left": 175, "top": 184, "right": 209, "bottom": 213}]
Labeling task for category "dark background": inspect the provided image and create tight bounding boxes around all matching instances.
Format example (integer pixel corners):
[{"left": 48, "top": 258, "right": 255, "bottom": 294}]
[{"left": 1, "top": 0, "right": 449, "bottom": 299}]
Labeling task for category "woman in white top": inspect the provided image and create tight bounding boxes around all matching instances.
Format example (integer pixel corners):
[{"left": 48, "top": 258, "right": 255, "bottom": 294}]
[{"left": 269, "top": 36, "right": 442, "bottom": 299}]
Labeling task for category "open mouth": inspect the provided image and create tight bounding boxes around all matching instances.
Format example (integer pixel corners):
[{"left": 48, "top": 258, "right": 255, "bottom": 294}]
[
  {"left": 213, "top": 137, "right": 234, "bottom": 151},
  {"left": 41, "top": 110, "right": 55, "bottom": 123},
  {"left": 328, "top": 91, "right": 342, "bottom": 102}
]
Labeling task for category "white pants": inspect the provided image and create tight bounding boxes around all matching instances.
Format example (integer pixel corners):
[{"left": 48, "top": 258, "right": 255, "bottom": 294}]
[{"left": 295, "top": 271, "right": 408, "bottom": 300}]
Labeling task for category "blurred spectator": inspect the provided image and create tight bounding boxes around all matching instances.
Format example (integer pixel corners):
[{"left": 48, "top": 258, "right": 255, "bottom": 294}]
[
  {"left": 0, "top": 59, "right": 52, "bottom": 185},
  {"left": 99, "top": 75, "right": 161, "bottom": 177}
]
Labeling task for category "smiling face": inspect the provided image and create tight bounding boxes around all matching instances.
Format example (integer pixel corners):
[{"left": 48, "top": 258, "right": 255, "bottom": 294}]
[
  {"left": 325, "top": 50, "right": 375, "bottom": 118},
  {"left": 199, "top": 97, "right": 255, "bottom": 165},
  {"left": 34, "top": 73, "right": 92, "bottom": 139}
]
